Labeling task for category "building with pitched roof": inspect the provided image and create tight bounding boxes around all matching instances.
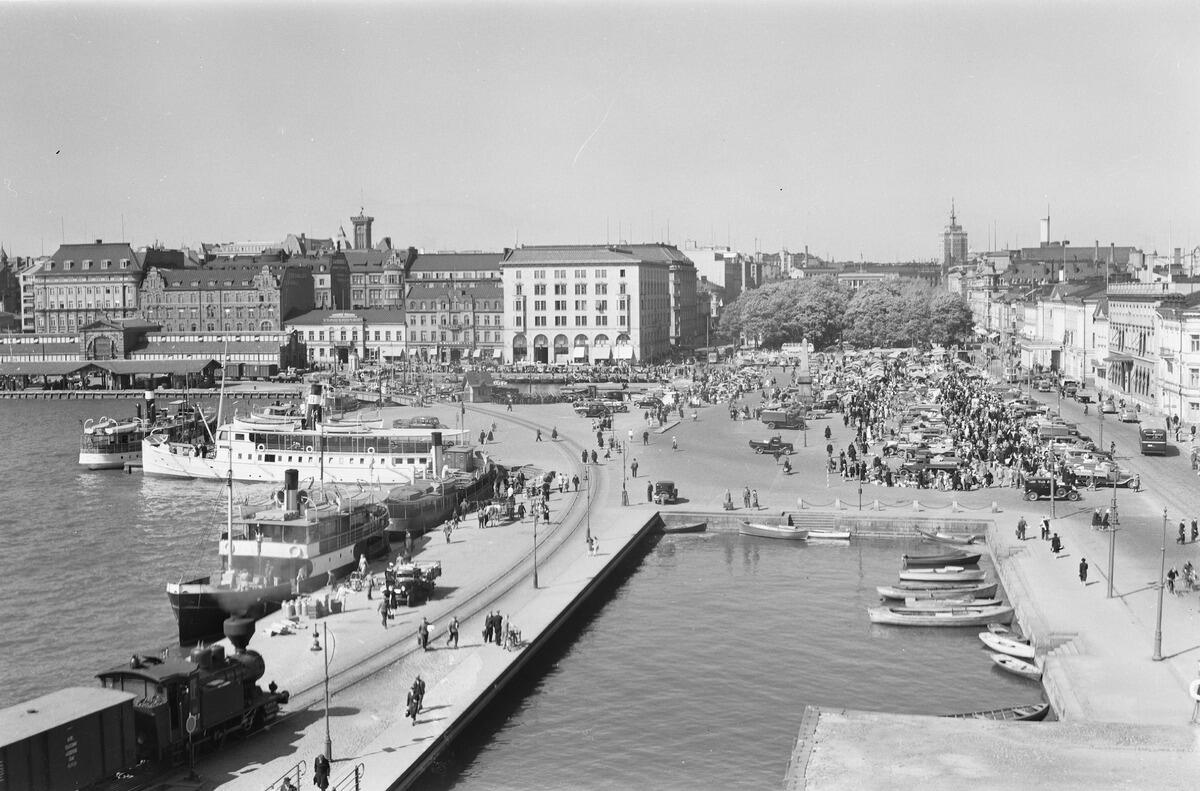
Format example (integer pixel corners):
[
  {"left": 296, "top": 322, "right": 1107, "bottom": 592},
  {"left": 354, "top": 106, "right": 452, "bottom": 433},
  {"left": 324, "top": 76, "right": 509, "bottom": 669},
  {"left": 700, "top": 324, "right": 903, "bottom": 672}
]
[
  {"left": 405, "top": 281, "right": 503, "bottom": 364},
  {"left": 138, "top": 262, "right": 314, "bottom": 333},
  {"left": 31, "top": 241, "right": 143, "bottom": 334}
]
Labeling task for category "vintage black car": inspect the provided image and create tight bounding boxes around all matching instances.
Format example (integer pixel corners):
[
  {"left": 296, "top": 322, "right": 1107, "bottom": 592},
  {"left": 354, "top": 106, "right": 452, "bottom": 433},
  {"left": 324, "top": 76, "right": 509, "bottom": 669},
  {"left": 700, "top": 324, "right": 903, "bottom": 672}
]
[
  {"left": 1023, "top": 476, "right": 1080, "bottom": 501},
  {"left": 653, "top": 480, "right": 679, "bottom": 504},
  {"left": 749, "top": 436, "right": 794, "bottom": 455}
]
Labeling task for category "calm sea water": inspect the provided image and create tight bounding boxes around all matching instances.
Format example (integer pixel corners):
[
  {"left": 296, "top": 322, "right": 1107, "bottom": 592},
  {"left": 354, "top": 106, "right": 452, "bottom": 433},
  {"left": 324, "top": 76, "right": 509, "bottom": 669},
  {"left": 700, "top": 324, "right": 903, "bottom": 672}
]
[
  {"left": 416, "top": 534, "right": 1036, "bottom": 790},
  {"left": 0, "top": 400, "right": 1036, "bottom": 790}
]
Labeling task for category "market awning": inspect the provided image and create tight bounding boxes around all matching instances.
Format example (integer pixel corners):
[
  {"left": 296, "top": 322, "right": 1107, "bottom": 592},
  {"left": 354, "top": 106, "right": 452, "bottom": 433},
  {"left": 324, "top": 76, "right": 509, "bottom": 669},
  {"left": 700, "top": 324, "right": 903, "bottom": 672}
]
[
  {"left": 96, "top": 359, "right": 221, "bottom": 376},
  {"left": 614, "top": 345, "right": 634, "bottom": 360},
  {"left": 492, "top": 349, "right": 503, "bottom": 358},
  {"left": 572, "top": 348, "right": 588, "bottom": 360},
  {"left": 471, "top": 349, "right": 482, "bottom": 358}
]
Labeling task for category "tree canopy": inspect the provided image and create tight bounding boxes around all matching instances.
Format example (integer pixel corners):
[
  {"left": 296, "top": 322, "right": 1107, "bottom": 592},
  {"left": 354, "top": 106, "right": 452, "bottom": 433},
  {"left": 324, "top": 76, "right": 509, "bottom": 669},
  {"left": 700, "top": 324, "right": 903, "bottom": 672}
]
[{"left": 720, "top": 277, "right": 974, "bottom": 350}]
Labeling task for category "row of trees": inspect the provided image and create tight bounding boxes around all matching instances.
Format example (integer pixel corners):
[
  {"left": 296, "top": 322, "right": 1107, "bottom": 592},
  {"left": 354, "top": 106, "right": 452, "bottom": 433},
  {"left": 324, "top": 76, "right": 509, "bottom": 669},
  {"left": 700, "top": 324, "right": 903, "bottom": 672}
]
[{"left": 717, "top": 276, "right": 975, "bottom": 350}]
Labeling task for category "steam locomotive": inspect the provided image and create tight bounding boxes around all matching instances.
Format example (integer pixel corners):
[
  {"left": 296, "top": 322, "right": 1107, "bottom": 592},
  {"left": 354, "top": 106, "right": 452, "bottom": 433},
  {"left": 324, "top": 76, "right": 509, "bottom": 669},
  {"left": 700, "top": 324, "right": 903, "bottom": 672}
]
[{"left": 0, "top": 617, "right": 289, "bottom": 791}]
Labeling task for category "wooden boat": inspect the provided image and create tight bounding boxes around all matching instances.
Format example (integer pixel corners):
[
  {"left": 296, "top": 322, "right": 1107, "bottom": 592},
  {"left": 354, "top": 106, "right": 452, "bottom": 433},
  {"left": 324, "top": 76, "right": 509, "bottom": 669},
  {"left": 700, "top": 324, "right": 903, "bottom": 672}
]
[
  {"left": 661, "top": 521, "right": 708, "bottom": 534},
  {"left": 867, "top": 604, "right": 1013, "bottom": 627},
  {"left": 946, "top": 702, "right": 1050, "bottom": 721},
  {"left": 979, "top": 632, "right": 1036, "bottom": 659},
  {"left": 902, "top": 551, "right": 981, "bottom": 568},
  {"left": 806, "top": 529, "right": 851, "bottom": 540},
  {"left": 903, "top": 597, "right": 1002, "bottom": 610},
  {"left": 739, "top": 522, "right": 809, "bottom": 540},
  {"left": 877, "top": 582, "right": 998, "bottom": 600},
  {"left": 990, "top": 652, "right": 1041, "bottom": 680},
  {"left": 898, "top": 567, "right": 986, "bottom": 583},
  {"left": 916, "top": 527, "right": 985, "bottom": 545},
  {"left": 987, "top": 623, "right": 1028, "bottom": 643}
]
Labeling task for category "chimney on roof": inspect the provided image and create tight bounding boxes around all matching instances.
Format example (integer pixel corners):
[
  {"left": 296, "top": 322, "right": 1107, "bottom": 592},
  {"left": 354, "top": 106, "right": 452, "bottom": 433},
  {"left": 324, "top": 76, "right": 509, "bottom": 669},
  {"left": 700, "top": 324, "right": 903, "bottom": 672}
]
[{"left": 95, "top": 239, "right": 103, "bottom": 245}]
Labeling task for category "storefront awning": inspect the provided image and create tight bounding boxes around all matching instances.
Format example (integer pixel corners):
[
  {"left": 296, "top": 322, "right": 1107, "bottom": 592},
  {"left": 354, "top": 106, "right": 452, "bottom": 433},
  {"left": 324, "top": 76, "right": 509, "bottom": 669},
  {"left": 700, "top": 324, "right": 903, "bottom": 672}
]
[
  {"left": 573, "top": 348, "right": 588, "bottom": 360},
  {"left": 492, "top": 348, "right": 503, "bottom": 358},
  {"left": 471, "top": 349, "right": 481, "bottom": 357},
  {"left": 614, "top": 345, "right": 634, "bottom": 360}
]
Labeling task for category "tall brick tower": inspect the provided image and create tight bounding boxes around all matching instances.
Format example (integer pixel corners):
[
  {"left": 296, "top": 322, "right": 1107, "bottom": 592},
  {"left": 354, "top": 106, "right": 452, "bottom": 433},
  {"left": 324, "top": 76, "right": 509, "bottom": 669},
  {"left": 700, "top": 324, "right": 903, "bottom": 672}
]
[{"left": 351, "top": 209, "right": 374, "bottom": 251}]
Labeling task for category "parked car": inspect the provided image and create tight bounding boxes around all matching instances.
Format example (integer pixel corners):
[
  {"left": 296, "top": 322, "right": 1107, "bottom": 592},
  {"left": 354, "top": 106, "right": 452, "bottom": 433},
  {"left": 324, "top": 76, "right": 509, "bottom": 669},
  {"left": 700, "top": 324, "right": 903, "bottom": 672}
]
[
  {"left": 749, "top": 436, "right": 794, "bottom": 455},
  {"left": 1099, "top": 400, "right": 1119, "bottom": 414},
  {"left": 1074, "top": 390, "right": 1093, "bottom": 403},
  {"left": 1023, "top": 476, "right": 1080, "bottom": 501},
  {"left": 1118, "top": 407, "right": 1140, "bottom": 423},
  {"left": 1034, "top": 379, "right": 1053, "bottom": 392},
  {"left": 573, "top": 401, "right": 612, "bottom": 418},
  {"left": 653, "top": 480, "right": 678, "bottom": 505},
  {"left": 634, "top": 395, "right": 663, "bottom": 409}
]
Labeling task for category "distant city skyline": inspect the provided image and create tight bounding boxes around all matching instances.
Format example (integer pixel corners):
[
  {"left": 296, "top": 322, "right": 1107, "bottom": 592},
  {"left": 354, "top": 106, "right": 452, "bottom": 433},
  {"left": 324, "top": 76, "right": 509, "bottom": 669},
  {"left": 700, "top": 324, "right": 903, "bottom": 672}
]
[{"left": 1, "top": 2, "right": 1196, "bottom": 260}]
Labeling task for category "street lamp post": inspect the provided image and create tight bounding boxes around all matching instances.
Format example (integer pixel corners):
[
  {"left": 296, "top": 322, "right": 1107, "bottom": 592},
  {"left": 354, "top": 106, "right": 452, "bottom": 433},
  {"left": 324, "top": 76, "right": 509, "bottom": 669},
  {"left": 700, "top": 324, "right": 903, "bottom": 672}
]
[
  {"left": 1106, "top": 497, "right": 1120, "bottom": 599},
  {"left": 584, "top": 467, "right": 591, "bottom": 542},
  {"left": 621, "top": 440, "right": 628, "bottom": 506},
  {"left": 532, "top": 515, "right": 539, "bottom": 589},
  {"left": 1153, "top": 508, "right": 1167, "bottom": 661},
  {"left": 322, "top": 623, "right": 332, "bottom": 760}
]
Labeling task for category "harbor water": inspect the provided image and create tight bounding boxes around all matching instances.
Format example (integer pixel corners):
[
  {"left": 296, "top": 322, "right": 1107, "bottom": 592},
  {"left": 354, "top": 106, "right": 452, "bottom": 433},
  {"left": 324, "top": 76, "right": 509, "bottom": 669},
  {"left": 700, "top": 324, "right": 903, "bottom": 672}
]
[{"left": 1, "top": 400, "right": 1035, "bottom": 790}]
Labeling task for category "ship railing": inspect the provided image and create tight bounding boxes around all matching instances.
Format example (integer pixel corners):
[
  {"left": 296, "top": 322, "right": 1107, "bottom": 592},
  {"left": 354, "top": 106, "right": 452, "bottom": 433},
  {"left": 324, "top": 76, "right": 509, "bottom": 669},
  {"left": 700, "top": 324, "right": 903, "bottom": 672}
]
[
  {"left": 332, "top": 763, "right": 365, "bottom": 791},
  {"left": 262, "top": 759, "right": 305, "bottom": 790}
]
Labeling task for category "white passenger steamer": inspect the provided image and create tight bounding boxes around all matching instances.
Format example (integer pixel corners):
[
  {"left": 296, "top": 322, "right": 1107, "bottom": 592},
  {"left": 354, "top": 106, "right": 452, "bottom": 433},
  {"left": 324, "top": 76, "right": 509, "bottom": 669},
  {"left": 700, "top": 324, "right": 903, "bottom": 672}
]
[{"left": 141, "top": 383, "right": 467, "bottom": 484}]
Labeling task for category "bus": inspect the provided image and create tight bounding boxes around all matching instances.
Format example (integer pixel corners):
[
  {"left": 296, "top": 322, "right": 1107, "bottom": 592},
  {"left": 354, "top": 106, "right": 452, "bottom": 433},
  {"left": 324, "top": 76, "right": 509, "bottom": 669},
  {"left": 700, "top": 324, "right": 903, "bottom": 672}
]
[{"left": 1139, "top": 427, "right": 1169, "bottom": 456}]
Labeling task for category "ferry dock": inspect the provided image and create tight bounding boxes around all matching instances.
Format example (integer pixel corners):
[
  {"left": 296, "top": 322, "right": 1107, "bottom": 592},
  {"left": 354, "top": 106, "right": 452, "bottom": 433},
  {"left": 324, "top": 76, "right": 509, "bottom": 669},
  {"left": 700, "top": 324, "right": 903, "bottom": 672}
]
[{"left": 137, "top": 398, "right": 1199, "bottom": 790}]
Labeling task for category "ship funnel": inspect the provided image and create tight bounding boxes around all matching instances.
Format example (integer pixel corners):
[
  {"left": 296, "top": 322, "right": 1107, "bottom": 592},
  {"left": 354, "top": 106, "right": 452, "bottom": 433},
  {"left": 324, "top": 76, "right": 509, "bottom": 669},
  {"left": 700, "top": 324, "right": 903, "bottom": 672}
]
[
  {"left": 305, "top": 383, "right": 323, "bottom": 430},
  {"left": 144, "top": 391, "right": 156, "bottom": 422},
  {"left": 283, "top": 468, "right": 300, "bottom": 515},
  {"left": 430, "top": 431, "right": 443, "bottom": 479}
]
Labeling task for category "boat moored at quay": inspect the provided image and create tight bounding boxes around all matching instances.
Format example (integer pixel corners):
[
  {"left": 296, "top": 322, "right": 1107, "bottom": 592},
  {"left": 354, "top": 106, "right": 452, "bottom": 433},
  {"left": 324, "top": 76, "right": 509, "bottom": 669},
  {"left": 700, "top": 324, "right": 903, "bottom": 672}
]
[
  {"left": 142, "top": 384, "right": 468, "bottom": 484},
  {"left": 167, "top": 468, "right": 391, "bottom": 646},
  {"left": 78, "top": 391, "right": 215, "bottom": 470}
]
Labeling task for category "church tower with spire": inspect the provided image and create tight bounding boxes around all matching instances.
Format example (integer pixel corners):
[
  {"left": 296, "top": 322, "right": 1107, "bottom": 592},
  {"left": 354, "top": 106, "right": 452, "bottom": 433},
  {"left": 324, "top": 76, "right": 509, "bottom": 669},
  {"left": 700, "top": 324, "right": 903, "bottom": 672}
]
[{"left": 351, "top": 209, "right": 374, "bottom": 251}]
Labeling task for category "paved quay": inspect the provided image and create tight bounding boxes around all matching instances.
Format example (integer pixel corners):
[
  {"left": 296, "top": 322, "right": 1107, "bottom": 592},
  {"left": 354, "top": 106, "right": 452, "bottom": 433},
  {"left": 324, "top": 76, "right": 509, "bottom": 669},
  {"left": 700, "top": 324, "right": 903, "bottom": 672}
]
[
  {"left": 162, "top": 399, "right": 663, "bottom": 791},
  {"left": 141, "top": 378, "right": 1200, "bottom": 789}
]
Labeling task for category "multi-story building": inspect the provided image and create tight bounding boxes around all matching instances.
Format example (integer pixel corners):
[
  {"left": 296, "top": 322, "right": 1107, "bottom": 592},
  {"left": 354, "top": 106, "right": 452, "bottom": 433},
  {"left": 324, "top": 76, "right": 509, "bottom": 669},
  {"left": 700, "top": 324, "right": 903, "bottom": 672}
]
[
  {"left": 138, "top": 262, "right": 314, "bottom": 332},
  {"left": 1155, "top": 291, "right": 1200, "bottom": 423},
  {"left": 941, "top": 204, "right": 968, "bottom": 276},
  {"left": 668, "top": 254, "right": 699, "bottom": 351},
  {"left": 500, "top": 243, "right": 679, "bottom": 365},
  {"left": 285, "top": 309, "right": 408, "bottom": 368},
  {"left": 681, "top": 244, "right": 755, "bottom": 301},
  {"left": 0, "top": 249, "right": 21, "bottom": 317},
  {"left": 404, "top": 282, "right": 503, "bottom": 364},
  {"left": 17, "top": 258, "right": 45, "bottom": 333},
  {"left": 1105, "top": 284, "right": 1176, "bottom": 405},
  {"left": 406, "top": 252, "right": 502, "bottom": 285},
  {"left": 31, "top": 241, "right": 144, "bottom": 334}
]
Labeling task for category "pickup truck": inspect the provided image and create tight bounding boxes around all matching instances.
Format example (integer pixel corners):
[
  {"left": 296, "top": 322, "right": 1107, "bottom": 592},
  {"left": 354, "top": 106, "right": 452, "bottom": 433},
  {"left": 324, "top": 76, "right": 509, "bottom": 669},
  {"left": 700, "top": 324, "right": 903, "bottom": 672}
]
[{"left": 749, "top": 436, "right": 794, "bottom": 455}]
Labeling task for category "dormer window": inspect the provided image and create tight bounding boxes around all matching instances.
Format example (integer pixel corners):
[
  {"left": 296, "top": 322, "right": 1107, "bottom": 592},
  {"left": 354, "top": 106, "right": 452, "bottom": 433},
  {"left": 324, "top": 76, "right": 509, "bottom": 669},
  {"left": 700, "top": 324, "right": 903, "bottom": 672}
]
[
  {"left": 120, "top": 259, "right": 130, "bottom": 269},
  {"left": 64, "top": 260, "right": 73, "bottom": 269},
  {"left": 83, "top": 260, "right": 93, "bottom": 269},
  {"left": 101, "top": 260, "right": 111, "bottom": 269}
]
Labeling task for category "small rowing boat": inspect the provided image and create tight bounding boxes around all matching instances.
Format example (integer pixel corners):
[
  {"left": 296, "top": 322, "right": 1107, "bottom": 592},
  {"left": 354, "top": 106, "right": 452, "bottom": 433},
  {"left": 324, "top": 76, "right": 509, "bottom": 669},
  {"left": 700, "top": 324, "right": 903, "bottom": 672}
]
[
  {"left": 989, "top": 652, "right": 1041, "bottom": 680},
  {"left": 877, "top": 582, "right": 999, "bottom": 600},
  {"left": 898, "top": 567, "right": 986, "bottom": 583},
  {"left": 979, "top": 632, "right": 1036, "bottom": 659},
  {"left": 904, "top": 597, "right": 1002, "bottom": 610},
  {"left": 945, "top": 702, "right": 1050, "bottom": 721},
  {"left": 987, "top": 622, "right": 1029, "bottom": 643},
  {"left": 902, "top": 551, "right": 981, "bottom": 568},
  {"left": 739, "top": 522, "right": 809, "bottom": 540},
  {"left": 661, "top": 521, "right": 708, "bottom": 534},
  {"left": 916, "top": 527, "right": 985, "bottom": 545},
  {"left": 806, "top": 529, "right": 851, "bottom": 540},
  {"left": 867, "top": 604, "right": 1013, "bottom": 627}
]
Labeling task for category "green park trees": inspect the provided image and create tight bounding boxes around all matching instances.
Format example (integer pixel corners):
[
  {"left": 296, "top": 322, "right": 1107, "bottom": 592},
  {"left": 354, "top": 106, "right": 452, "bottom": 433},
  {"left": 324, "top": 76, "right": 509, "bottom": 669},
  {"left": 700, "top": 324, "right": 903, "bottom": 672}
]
[{"left": 720, "top": 277, "right": 975, "bottom": 350}]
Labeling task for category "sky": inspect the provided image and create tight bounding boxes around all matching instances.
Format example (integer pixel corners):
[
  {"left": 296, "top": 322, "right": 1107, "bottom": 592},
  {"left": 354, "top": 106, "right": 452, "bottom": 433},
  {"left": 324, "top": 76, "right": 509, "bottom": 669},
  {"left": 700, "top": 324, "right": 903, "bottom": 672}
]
[{"left": 1, "top": 1, "right": 1197, "bottom": 262}]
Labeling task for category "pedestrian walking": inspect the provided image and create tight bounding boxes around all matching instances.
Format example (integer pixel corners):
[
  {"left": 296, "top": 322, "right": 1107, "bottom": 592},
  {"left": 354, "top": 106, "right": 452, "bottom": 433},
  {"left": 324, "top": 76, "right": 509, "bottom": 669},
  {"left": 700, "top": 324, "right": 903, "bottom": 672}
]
[
  {"left": 536, "top": 429, "right": 543, "bottom": 441},
  {"left": 751, "top": 489, "right": 759, "bottom": 509},
  {"left": 1167, "top": 567, "right": 1178, "bottom": 594},
  {"left": 743, "top": 485, "right": 751, "bottom": 509},
  {"left": 447, "top": 616, "right": 459, "bottom": 648},
  {"left": 1179, "top": 521, "right": 1187, "bottom": 544},
  {"left": 630, "top": 458, "right": 639, "bottom": 477},
  {"left": 418, "top": 617, "right": 430, "bottom": 650},
  {"left": 1192, "top": 519, "right": 1198, "bottom": 543},
  {"left": 487, "top": 429, "right": 494, "bottom": 442},
  {"left": 314, "top": 753, "right": 331, "bottom": 790},
  {"left": 1016, "top": 515, "right": 1026, "bottom": 540},
  {"left": 647, "top": 480, "right": 654, "bottom": 502},
  {"left": 672, "top": 436, "right": 678, "bottom": 451},
  {"left": 1040, "top": 517, "right": 1051, "bottom": 540},
  {"left": 572, "top": 474, "right": 580, "bottom": 491},
  {"left": 1050, "top": 533, "right": 1062, "bottom": 554},
  {"left": 1079, "top": 557, "right": 1088, "bottom": 584},
  {"left": 582, "top": 449, "right": 588, "bottom": 464},
  {"left": 479, "top": 429, "right": 486, "bottom": 445},
  {"left": 366, "top": 573, "right": 374, "bottom": 600},
  {"left": 723, "top": 489, "right": 734, "bottom": 510},
  {"left": 1134, "top": 474, "right": 1141, "bottom": 492},
  {"left": 379, "top": 599, "right": 389, "bottom": 629},
  {"left": 590, "top": 449, "right": 598, "bottom": 464},
  {"left": 551, "top": 427, "right": 558, "bottom": 440}
]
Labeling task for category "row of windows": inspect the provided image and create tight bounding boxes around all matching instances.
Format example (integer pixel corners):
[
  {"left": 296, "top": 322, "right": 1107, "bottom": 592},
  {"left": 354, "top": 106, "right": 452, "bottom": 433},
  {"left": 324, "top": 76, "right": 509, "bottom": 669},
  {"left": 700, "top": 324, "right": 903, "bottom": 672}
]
[
  {"left": 407, "top": 314, "right": 498, "bottom": 326},
  {"left": 524, "top": 316, "right": 614, "bottom": 327},
  {"left": 302, "top": 329, "right": 501, "bottom": 344},
  {"left": 406, "top": 300, "right": 501, "bottom": 311},
  {"left": 517, "top": 268, "right": 622, "bottom": 279},
  {"left": 52, "top": 259, "right": 131, "bottom": 270},
  {"left": 525, "top": 283, "right": 619, "bottom": 296},
  {"left": 521, "top": 299, "right": 624, "bottom": 312}
]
